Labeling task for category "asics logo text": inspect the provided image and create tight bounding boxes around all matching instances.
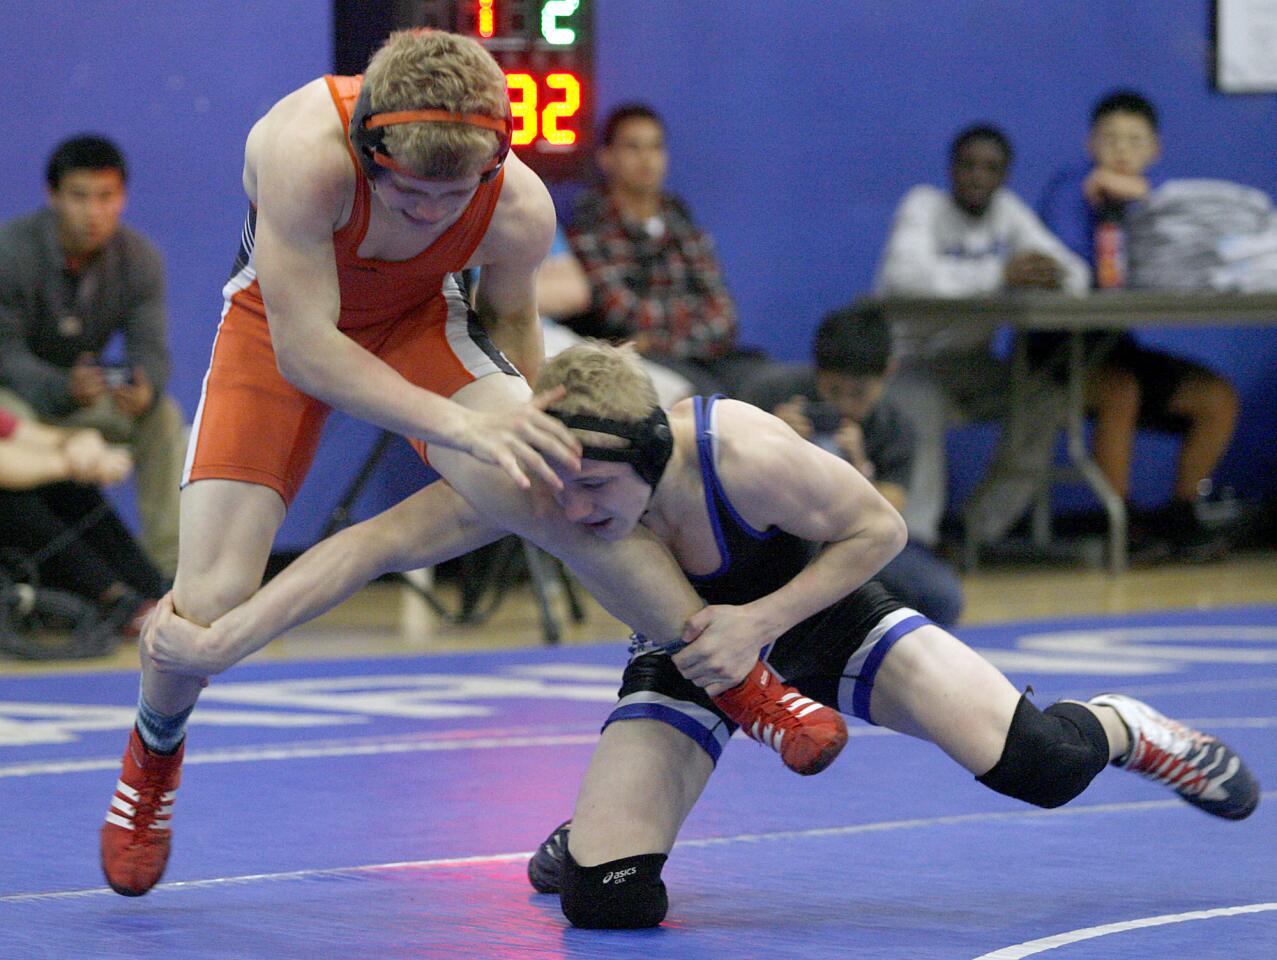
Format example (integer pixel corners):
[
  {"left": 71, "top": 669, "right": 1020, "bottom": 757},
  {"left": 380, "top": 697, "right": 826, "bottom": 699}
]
[{"left": 602, "top": 867, "right": 637, "bottom": 884}]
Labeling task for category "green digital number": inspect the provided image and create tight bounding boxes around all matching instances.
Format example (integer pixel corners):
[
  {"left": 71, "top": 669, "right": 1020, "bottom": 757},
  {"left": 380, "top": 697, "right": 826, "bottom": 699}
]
[{"left": 540, "top": 0, "right": 580, "bottom": 45}]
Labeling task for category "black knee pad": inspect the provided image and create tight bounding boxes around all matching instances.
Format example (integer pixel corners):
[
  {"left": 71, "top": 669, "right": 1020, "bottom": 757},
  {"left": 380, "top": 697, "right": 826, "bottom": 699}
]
[
  {"left": 976, "top": 695, "right": 1110, "bottom": 808},
  {"left": 559, "top": 849, "right": 669, "bottom": 929}
]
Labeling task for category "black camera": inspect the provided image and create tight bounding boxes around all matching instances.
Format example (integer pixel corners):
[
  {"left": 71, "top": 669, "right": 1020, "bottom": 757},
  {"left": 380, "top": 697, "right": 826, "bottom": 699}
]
[
  {"left": 101, "top": 365, "right": 133, "bottom": 388},
  {"left": 807, "top": 401, "right": 843, "bottom": 435}
]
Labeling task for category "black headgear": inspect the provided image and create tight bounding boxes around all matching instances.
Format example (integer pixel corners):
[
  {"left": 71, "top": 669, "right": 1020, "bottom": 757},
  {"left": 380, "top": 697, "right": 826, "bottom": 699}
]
[
  {"left": 348, "top": 81, "right": 513, "bottom": 184},
  {"left": 549, "top": 407, "right": 674, "bottom": 489}
]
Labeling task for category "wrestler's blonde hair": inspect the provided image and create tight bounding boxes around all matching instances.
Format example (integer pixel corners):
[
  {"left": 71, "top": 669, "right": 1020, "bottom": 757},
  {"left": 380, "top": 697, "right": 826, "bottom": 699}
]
[
  {"left": 363, "top": 29, "right": 507, "bottom": 180},
  {"left": 534, "top": 341, "right": 660, "bottom": 423}
]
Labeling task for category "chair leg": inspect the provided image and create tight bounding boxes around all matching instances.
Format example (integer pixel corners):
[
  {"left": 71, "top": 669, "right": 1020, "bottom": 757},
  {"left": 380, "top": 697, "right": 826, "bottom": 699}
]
[
  {"left": 559, "top": 560, "right": 586, "bottom": 623},
  {"left": 521, "top": 539, "right": 564, "bottom": 645},
  {"left": 1031, "top": 484, "right": 1053, "bottom": 548},
  {"left": 961, "top": 503, "right": 981, "bottom": 573}
]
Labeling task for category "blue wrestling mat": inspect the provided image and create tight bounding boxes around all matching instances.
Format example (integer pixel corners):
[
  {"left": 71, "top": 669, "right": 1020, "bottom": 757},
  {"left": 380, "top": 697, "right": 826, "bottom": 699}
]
[{"left": 3, "top": 606, "right": 1275, "bottom": 959}]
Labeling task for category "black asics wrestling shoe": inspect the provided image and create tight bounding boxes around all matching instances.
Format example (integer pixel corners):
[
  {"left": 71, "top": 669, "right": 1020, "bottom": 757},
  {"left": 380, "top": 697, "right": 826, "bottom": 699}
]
[{"left": 527, "top": 820, "right": 571, "bottom": 893}]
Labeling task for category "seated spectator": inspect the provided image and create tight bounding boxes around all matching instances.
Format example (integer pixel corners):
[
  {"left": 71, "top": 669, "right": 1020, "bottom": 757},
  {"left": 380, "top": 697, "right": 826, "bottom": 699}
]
[
  {"left": 1037, "top": 91, "right": 1238, "bottom": 561},
  {"left": 536, "top": 224, "right": 593, "bottom": 320},
  {"left": 0, "top": 409, "right": 164, "bottom": 640},
  {"left": 0, "top": 135, "right": 185, "bottom": 577},
  {"left": 536, "top": 224, "right": 693, "bottom": 406},
  {"left": 874, "top": 124, "right": 1089, "bottom": 553},
  {"left": 744, "top": 305, "right": 963, "bottom": 625},
  {"left": 564, "top": 103, "right": 770, "bottom": 397}
]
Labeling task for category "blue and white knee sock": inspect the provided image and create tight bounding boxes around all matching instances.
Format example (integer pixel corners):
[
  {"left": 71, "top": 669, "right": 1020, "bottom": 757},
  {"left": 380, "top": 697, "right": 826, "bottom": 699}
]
[{"left": 136, "top": 688, "right": 194, "bottom": 755}]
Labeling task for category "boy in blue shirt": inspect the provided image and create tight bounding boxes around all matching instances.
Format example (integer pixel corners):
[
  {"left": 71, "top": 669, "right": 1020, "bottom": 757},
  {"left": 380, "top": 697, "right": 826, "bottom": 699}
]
[{"left": 1037, "top": 91, "right": 1237, "bottom": 562}]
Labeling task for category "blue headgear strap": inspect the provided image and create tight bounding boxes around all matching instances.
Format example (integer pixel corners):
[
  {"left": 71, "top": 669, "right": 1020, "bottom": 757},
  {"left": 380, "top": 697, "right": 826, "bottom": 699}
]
[{"left": 548, "top": 408, "right": 674, "bottom": 488}]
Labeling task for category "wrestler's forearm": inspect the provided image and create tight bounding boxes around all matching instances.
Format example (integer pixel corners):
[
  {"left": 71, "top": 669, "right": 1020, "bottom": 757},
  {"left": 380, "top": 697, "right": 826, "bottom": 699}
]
[
  {"left": 0, "top": 444, "right": 73, "bottom": 489},
  {"left": 211, "top": 526, "right": 396, "bottom": 659},
  {"left": 747, "top": 507, "right": 908, "bottom": 639},
  {"left": 212, "top": 485, "right": 504, "bottom": 662}
]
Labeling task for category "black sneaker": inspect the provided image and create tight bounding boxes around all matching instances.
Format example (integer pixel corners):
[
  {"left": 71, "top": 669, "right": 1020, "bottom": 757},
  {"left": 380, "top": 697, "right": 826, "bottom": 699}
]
[
  {"left": 1128, "top": 529, "right": 1175, "bottom": 566},
  {"left": 1171, "top": 522, "right": 1232, "bottom": 564},
  {"left": 1127, "top": 506, "right": 1175, "bottom": 566},
  {"left": 1089, "top": 694, "right": 1260, "bottom": 820},
  {"left": 1145, "top": 500, "right": 1232, "bottom": 564},
  {"left": 527, "top": 820, "right": 571, "bottom": 893}
]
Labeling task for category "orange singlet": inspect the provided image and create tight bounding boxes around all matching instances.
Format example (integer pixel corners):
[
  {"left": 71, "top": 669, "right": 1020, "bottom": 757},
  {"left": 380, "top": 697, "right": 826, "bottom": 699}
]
[{"left": 182, "top": 75, "right": 515, "bottom": 504}]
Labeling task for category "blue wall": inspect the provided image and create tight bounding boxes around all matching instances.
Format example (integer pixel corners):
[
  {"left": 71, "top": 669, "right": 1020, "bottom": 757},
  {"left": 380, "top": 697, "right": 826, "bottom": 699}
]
[
  {"left": 3, "top": 2, "right": 1274, "bottom": 549},
  {"left": 590, "top": 1, "right": 1277, "bottom": 513},
  {"left": 0, "top": 0, "right": 362, "bottom": 548}
]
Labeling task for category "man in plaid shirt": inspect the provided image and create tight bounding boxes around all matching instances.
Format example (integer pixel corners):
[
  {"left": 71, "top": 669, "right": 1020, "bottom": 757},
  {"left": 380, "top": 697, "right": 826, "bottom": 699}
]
[{"left": 565, "top": 104, "right": 771, "bottom": 396}]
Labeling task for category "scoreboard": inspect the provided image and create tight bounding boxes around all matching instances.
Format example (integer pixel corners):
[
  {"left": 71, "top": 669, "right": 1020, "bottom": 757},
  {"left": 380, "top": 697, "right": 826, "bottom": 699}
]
[{"left": 404, "top": 1, "right": 594, "bottom": 180}]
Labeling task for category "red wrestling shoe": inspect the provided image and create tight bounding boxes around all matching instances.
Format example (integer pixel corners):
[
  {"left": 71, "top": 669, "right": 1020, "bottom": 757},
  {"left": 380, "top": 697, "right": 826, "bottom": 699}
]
[
  {"left": 713, "top": 661, "right": 848, "bottom": 775},
  {"left": 100, "top": 727, "right": 184, "bottom": 896}
]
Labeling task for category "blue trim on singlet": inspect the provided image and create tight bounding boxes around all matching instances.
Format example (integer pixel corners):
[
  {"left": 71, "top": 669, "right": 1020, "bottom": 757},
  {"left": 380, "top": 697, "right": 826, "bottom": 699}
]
[
  {"left": 691, "top": 395, "right": 778, "bottom": 583},
  {"left": 603, "top": 702, "right": 725, "bottom": 765},
  {"left": 850, "top": 614, "right": 930, "bottom": 722}
]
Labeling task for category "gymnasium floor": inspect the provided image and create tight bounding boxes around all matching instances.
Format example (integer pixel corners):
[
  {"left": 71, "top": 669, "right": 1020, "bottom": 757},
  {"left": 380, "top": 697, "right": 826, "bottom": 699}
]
[{"left": 2, "top": 557, "right": 1275, "bottom": 959}]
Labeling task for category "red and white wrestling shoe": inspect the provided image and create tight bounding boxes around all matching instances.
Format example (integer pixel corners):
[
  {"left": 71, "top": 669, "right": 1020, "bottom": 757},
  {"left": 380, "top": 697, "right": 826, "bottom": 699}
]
[
  {"left": 713, "top": 661, "right": 848, "bottom": 775},
  {"left": 100, "top": 726, "right": 184, "bottom": 896}
]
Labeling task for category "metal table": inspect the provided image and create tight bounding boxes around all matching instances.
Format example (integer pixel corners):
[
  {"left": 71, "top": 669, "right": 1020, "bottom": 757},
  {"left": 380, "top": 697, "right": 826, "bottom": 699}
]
[{"left": 861, "top": 291, "right": 1277, "bottom": 572}]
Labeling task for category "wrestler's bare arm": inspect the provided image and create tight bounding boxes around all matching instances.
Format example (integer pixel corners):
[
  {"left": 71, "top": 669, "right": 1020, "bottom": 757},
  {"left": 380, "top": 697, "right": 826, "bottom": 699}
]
[
  {"left": 470, "top": 155, "right": 556, "bottom": 380},
  {"left": 247, "top": 84, "right": 473, "bottom": 447},
  {"left": 145, "top": 481, "right": 504, "bottom": 676},
  {"left": 713, "top": 401, "right": 908, "bottom": 638}
]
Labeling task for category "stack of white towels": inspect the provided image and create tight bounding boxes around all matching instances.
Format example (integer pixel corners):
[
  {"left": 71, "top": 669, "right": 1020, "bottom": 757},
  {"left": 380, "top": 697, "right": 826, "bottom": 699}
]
[{"left": 1127, "top": 179, "right": 1277, "bottom": 291}]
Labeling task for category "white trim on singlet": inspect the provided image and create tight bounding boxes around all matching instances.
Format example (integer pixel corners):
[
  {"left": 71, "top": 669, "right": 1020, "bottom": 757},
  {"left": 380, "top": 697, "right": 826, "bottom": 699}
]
[
  {"left": 441, "top": 273, "right": 505, "bottom": 382},
  {"left": 611, "top": 689, "right": 734, "bottom": 755},
  {"left": 836, "top": 606, "right": 927, "bottom": 708},
  {"left": 182, "top": 262, "right": 258, "bottom": 487},
  {"left": 705, "top": 397, "right": 722, "bottom": 466}
]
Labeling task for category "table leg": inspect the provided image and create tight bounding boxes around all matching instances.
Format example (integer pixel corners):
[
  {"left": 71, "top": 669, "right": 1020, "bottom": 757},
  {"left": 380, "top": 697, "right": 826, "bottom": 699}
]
[{"left": 1063, "top": 330, "right": 1127, "bottom": 572}]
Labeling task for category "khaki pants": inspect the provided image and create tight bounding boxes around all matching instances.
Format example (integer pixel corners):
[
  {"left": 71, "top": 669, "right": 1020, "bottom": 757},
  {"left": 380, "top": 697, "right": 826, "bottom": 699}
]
[
  {"left": 886, "top": 349, "right": 1067, "bottom": 548},
  {"left": 0, "top": 388, "right": 184, "bottom": 577}
]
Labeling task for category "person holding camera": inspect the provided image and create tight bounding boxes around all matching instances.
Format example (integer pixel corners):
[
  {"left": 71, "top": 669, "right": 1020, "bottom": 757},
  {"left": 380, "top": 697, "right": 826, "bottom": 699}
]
[
  {"left": 744, "top": 305, "right": 964, "bottom": 626},
  {"left": 0, "top": 135, "right": 184, "bottom": 577}
]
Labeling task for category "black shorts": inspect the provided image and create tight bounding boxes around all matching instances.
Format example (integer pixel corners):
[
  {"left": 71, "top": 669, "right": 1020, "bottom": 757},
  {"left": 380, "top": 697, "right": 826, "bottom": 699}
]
[
  {"left": 602, "top": 581, "right": 930, "bottom": 764},
  {"left": 1027, "top": 331, "right": 1218, "bottom": 433},
  {"left": 1107, "top": 340, "right": 1218, "bottom": 433}
]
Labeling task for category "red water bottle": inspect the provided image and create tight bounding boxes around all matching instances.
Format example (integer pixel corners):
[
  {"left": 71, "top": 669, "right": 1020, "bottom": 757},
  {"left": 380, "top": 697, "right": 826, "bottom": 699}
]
[{"left": 1094, "top": 203, "right": 1127, "bottom": 289}]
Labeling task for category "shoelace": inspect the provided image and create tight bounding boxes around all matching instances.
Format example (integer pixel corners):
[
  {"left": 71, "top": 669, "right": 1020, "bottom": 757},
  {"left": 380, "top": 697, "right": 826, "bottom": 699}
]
[
  {"left": 544, "top": 823, "right": 569, "bottom": 857},
  {"left": 737, "top": 689, "right": 822, "bottom": 752},
  {"left": 120, "top": 752, "right": 177, "bottom": 835},
  {"left": 1130, "top": 728, "right": 1224, "bottom": 797},
  {"left": 136, "top": 783, "right": 171, "bottom": 833}
]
